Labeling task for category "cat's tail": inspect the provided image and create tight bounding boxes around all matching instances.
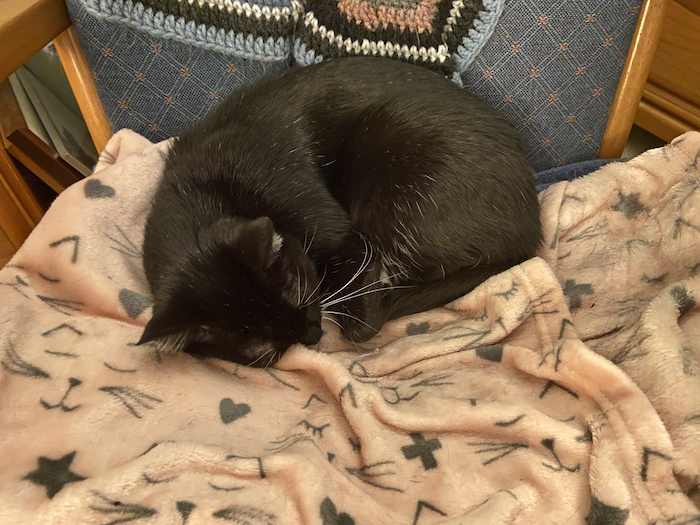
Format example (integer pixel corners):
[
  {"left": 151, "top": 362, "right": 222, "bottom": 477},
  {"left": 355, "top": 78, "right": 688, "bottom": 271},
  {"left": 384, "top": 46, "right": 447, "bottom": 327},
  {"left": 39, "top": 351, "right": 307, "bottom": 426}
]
[{"left": 387, "top": 262, "right": 519, "bottom": 320}]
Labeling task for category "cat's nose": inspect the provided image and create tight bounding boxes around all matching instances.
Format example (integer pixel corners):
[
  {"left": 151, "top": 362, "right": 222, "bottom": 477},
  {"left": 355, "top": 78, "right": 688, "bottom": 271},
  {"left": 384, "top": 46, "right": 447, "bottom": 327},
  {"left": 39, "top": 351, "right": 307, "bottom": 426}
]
[
  {"left": 301, "top": 326, "right": 323, "bottom": 346},
  {"left": 306, "top": 306, "right": 320, "bottom": 324}
]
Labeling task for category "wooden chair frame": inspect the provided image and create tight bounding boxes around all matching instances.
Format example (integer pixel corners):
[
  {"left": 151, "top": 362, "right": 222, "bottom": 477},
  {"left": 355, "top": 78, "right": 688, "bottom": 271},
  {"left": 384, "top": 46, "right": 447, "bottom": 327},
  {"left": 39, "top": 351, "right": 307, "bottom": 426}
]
[
  {"left": 598, "top": 0, "right": 671, "bottom": 157},
  {"left": 0, "top": 0, "right": 671, "bottom": 249}
]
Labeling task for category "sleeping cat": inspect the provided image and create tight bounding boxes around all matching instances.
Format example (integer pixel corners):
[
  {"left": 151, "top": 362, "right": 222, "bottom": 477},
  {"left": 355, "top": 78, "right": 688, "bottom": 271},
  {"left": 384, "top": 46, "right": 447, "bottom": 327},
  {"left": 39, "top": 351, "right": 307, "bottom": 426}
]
[{"left": 138, "top": 57, "right": 542, "bottom": 366}]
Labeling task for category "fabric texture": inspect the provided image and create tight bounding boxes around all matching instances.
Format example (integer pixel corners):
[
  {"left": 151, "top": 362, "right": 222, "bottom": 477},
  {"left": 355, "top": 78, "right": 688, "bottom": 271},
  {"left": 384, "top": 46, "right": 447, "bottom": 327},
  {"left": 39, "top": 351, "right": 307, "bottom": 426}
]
[
  {"left": 66, "top": 0, "right": 290, "bottom": 144},
  {"left": 461, "top": 1, "right": 641, "bottom": 170},
  {"left": 1, "top": 131, "right": 699, "bottom": 524},
  {"left": 77, "top": 0, "right": 503, "bottom": 75},
  {"left": 292, "top": 0, "right": 503, "bottom": 75},
  {"left": 67, "top": 0, "right": 639, "bottom": 170},
  {"left": 78, "top": 0, "right": 302, "bottom": 62}
]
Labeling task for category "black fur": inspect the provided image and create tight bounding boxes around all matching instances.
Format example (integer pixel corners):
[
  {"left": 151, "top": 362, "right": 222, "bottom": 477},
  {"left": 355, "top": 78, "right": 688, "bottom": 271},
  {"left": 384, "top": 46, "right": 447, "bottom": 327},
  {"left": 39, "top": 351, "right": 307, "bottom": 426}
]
[{"left": 139, "top": 57, "right": 542, "bottom": 366}]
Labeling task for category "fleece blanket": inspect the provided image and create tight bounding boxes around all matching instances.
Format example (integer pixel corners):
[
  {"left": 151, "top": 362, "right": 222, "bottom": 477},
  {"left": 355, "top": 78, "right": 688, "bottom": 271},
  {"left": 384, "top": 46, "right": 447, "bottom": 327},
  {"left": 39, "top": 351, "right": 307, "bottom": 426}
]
[{"left": 1, "top": 130, "right": 699, "bottom": 525}]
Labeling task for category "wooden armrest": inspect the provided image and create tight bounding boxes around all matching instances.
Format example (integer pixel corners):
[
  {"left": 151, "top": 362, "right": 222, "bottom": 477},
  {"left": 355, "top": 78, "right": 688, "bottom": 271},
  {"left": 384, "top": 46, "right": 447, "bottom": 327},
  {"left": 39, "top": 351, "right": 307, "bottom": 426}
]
[
  {"left": 55, "top": 28, "right": 112, "bottom": 153},
  {"left": 0, "top": 0, "right": 111, "bottom": 156},
  {"left": 598, "top": 0, "right": 671, "bottom": 158},
  {"left": 0, "top": 0, "right": 72, "bottom": 83}
]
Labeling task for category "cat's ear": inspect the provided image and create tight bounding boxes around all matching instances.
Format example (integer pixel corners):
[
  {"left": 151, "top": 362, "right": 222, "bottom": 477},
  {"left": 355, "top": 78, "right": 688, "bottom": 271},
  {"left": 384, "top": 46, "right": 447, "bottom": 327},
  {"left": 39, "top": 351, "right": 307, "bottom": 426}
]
[
  {"left": 233, "top": 217, "right": 277, "bottom": 271},
  {"left": 137, "top": 302, "right": 189, "bottom": 345},
  {"left": 205, "top": 216, "right": 281, "bottom": 271}
]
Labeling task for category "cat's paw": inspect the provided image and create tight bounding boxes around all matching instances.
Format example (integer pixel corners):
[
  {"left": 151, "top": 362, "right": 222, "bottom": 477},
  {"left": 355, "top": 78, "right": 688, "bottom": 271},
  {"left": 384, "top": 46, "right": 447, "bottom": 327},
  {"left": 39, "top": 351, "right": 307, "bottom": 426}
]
[
  {"left": 333, "top": 295, "right": 388, "bottom": 343},
  {"left": 338, "top": 315, "right": 382, "bottom": 343}
]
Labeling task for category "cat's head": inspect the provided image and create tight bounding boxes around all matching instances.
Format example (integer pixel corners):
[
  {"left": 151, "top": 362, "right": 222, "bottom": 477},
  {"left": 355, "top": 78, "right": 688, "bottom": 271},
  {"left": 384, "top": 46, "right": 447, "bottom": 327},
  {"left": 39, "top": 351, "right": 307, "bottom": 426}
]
[{"left": 138, "top": 216, "right": 323, "bottom": 366}]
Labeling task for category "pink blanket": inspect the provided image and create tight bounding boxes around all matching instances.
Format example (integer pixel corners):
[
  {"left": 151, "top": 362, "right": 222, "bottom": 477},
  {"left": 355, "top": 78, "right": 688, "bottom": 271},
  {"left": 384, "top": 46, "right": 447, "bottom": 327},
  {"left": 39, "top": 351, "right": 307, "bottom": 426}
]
[{"left": 1, "top": 130, "right": 698, "bottom": 524}]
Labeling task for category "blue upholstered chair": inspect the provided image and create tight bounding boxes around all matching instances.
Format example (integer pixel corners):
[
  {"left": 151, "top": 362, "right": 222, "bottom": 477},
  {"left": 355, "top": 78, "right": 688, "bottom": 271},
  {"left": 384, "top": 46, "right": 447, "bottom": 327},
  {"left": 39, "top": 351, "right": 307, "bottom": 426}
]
[{"left": 63, "top": 0, "right": 659, "bottom": 171}]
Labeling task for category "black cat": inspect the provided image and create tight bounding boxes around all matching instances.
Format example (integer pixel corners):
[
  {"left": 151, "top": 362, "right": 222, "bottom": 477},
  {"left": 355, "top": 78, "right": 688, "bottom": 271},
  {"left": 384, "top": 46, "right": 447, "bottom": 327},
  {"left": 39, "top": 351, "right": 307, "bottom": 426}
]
[{"left": 138, "top": 57, "right": 542, "bottom": 366}]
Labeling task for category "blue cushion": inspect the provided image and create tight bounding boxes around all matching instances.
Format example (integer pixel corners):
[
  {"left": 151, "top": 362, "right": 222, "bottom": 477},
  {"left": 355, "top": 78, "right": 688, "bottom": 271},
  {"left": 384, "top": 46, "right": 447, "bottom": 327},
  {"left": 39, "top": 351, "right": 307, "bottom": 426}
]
[
  {"left": 462, "top": 2, "right": 641, "bottom": 170},
  {"left": 66, "top": 0, "right": 289, "bottom": 142}
]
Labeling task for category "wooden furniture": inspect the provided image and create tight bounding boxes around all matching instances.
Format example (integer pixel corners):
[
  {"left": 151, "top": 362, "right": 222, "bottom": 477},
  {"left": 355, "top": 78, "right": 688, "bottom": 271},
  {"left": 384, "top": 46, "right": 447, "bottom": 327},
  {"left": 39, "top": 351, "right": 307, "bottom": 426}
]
[
  {"left": 0, "top": 0, "right": 110, "bottom": 252},
  {"left": 0, "top": 82, "right": 83, "bottom": 195},
  {"left": 54, "top": 27, "right": 112, "bottom": 154},
  {"left": 0, "top": 225, "right": 15, "bottom": 267},
  {"left": 634, "top": 0, "right": 700, "bottom": 142},
  {"left": 598, "top": 0, "right": 671, "bottom": 158},
  {"left": 0, "top": 0, "right": 674, "bottom": 254}
]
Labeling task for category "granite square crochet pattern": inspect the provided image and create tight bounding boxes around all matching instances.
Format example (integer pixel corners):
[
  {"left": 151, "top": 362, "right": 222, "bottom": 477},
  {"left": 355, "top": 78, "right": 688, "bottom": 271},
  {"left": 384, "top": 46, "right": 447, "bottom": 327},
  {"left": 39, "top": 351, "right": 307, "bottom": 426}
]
[
  {"left": 79, "top": 0, "right": 503, "bottom": 75},
  {"left": 294, "top": 0, "right": 504, "bottom": 74}
]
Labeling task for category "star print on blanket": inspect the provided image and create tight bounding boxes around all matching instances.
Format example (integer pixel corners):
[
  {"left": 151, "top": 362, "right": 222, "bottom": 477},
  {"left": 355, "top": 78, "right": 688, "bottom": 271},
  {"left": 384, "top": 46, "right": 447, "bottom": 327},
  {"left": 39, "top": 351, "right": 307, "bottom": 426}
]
[{"left": 0, "top": 130, "right": 699, "bottom": 523}]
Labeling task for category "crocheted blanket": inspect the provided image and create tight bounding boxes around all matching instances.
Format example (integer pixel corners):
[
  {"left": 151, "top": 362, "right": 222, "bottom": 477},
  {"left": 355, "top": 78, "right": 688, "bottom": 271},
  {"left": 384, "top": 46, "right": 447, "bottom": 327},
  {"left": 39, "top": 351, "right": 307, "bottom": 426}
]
[
  {"left": 78, "top": 0, "right": 503, "bottom": 75},
  {"left": 1, "top": 130, "right": 699, "bottom": 524}
]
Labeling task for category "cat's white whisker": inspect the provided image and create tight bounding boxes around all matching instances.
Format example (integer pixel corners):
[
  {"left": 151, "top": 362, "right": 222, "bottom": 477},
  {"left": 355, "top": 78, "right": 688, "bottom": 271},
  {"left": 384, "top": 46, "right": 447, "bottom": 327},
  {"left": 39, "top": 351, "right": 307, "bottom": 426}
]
[
  {"left": 297, "top": 271, "right": 301, "bottom": 307},
  {"left": 379, "top": 249, "right": 412, "bottom": 283},
  {"left": 321, "top": 281, "right": 384, "bottom": 308},
  {"left": 321, "top": 284, "right": 415, "bottom": 309},
  {"left": 304, "top": 224, "right": 318, "bottom": 255},
  {"left": 249, "top": 346, "right": 275, "bottom": 368},
  {"left": 322, "top": 314, "right": 343, "bottom": 331},
  {"left": 320, "top": 271, "right": 398, "bottom": 307},
  {"left": 319, "top": 270, "right": 410, "bottom": 308},
  {"left": 323, "top": 309, "right": 375, "bottom": 331},
  {"left": 320, "top": 236, "right": 373, "bottom": 305},
  {"left": 298, "top": 264, "right": 309, "bottom": 307},
  {"left": 248, "top": 351, "right": 268, "bottom": 367},
  {"left": 264, "top": 350, "right": 276, "bottom": 369},
  {"left": 302, "top": 265, "right": 326, "bottom": 306},
  {"left": 152, "top": 329, "right": 196, "bottom": 354}
]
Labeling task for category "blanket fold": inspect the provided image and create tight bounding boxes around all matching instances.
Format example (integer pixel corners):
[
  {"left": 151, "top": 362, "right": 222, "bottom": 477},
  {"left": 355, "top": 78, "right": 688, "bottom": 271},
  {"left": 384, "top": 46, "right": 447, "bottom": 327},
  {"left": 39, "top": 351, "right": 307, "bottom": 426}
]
[{"left": 1, "top": 130, "right": 699, "bottom": 524}]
